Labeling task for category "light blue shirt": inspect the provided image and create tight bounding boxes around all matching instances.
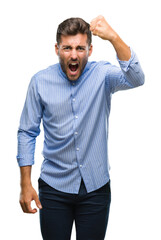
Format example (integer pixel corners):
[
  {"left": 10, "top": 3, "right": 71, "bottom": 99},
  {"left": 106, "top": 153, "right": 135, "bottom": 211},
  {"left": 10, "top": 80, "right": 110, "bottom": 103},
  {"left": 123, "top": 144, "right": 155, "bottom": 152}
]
[{"left": 17, "top": 49, "right": 144, "bottom": 194}]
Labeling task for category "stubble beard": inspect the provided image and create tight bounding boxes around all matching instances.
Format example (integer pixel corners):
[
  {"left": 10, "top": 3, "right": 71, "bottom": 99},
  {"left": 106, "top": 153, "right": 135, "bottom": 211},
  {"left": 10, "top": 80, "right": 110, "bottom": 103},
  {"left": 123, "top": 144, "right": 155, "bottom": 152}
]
[{"left": 58, "top": 55, "right": 88, "bottom": 81}]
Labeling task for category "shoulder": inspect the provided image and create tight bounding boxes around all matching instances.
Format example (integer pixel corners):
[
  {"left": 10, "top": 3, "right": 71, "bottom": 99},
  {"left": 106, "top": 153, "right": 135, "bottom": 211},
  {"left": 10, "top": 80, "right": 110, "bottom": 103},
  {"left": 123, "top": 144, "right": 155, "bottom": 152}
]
[
  {"left": 29, "top": 64, "right": 60, "bottom": 89},
  {"left": 87, "top": 61, "right": 113, "bottom": 77},
  {"left": 33, "top": 63, "right": 59, "bottom": 80},
  {"left": 88, "top": 60, "right": 112, "bottom": 70}
]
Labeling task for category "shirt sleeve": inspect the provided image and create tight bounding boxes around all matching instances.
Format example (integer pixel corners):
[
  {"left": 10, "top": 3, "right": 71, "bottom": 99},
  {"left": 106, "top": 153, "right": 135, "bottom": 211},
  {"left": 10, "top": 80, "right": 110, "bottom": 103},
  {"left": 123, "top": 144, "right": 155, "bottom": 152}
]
[
  {"left": 106, "top": 48, "right": 145, "bottom": 94},
  {"left": 17, "top": 76, "right": 43, "bottom": 167}
]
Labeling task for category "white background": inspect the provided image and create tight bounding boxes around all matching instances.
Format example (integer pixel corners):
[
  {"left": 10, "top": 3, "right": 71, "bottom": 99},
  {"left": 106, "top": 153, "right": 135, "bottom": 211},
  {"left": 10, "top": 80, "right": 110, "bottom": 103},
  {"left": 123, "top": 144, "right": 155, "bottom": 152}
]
[{"left": 0, "top": 0, "right": 161, "bottom": 239}]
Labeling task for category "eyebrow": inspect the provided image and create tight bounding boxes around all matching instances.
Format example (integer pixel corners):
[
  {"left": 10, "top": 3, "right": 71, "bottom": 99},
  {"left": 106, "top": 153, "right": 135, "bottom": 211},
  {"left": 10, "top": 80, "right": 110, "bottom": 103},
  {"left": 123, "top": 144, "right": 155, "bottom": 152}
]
[{"left": 61, "top": 45, "right": 87, "bottom": 48}]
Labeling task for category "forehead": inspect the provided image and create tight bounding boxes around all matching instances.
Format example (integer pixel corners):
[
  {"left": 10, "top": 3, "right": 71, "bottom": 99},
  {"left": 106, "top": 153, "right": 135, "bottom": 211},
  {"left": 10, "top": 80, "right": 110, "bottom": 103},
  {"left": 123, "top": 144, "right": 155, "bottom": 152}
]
[{"left": 60, "top": 33, "right": 88, "bottom": 46}]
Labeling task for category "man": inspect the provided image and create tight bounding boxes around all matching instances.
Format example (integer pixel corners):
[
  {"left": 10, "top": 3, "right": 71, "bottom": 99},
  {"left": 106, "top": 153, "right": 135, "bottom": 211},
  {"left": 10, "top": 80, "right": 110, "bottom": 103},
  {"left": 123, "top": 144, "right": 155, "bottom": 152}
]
[{"left": 17, "top": 16, "right": 144, "bottom": 240}]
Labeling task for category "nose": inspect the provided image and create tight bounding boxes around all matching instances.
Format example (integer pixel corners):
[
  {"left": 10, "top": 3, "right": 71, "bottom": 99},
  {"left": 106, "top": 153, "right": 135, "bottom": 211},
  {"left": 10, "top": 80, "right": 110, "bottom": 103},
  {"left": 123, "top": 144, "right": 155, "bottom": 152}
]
[{"left": 70, "top": 49, "right": 78, "bottom": 60}]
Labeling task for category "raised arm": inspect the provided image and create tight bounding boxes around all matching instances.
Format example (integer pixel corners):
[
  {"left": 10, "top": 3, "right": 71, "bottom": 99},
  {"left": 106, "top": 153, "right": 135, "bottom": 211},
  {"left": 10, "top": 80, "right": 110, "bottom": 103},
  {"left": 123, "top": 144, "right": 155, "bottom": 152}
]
[
  {"left": 90, "top": 15, "right": 131, "bottom": 61},
  {"left": 90, "top": 15, "right": 145, "bottom": 92}
]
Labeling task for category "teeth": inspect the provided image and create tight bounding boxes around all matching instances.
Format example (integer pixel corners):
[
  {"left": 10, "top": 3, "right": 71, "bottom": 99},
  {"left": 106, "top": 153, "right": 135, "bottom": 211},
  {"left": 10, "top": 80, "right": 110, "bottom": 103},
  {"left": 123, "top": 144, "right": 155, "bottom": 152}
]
[{"left": 70, "top": 63, "right": 77, "bottom": 65}]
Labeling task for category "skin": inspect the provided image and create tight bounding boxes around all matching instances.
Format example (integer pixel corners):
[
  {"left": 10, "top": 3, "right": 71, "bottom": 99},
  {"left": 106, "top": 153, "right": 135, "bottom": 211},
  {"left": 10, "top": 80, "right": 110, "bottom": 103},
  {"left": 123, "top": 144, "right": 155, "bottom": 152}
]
[
  {"left": 19, "top": 166, "right": 42, "bottom": 213},
  {"left": 19, "top": 15, "right": 131, "bottom": 214},
  {"left": 55, "top": 33, "right": 93, "bottom": 81},
  {"left": 90, "top": 15, "right": 131, "bottom": 60}
]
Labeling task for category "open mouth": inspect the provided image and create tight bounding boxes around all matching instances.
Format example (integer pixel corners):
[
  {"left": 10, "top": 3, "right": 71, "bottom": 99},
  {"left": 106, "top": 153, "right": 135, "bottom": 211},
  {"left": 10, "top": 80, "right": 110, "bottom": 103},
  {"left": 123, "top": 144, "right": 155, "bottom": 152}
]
[{"left": 69, "top": 63, "right": 79, "bottom": 72}]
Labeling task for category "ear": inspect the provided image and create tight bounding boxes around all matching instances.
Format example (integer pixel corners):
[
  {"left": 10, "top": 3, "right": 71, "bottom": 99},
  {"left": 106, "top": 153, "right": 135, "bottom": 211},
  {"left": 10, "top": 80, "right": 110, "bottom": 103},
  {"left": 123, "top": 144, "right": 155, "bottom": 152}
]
[
  {"left": 55, "top": 43, "right": 59, "bottom": 56},
  {"left": 88, "top": 44, "right": 93, "bottom": 57}
]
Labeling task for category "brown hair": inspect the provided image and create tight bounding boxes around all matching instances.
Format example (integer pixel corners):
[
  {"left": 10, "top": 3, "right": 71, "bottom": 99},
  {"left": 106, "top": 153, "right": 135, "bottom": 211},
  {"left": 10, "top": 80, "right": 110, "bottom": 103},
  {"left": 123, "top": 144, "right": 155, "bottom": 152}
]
[{"left": 56, "top": 17, "right": 92, "bottom": 46}]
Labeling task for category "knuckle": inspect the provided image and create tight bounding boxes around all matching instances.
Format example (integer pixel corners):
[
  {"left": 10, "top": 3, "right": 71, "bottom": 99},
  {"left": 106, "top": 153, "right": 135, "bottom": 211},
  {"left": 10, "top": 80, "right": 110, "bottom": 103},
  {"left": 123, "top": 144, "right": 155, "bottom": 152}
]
[
  {"left": 98, "top": 15, "right": 103, "bottom": 19},
  {"left": 97, "top": 21, "right": 102, "bottom": 26},
  {"left": 23, "top": 208, "right": 27, "bottom": 213},
  {"left": 19, "top": 199, "right": 24, "bottom": 205}
]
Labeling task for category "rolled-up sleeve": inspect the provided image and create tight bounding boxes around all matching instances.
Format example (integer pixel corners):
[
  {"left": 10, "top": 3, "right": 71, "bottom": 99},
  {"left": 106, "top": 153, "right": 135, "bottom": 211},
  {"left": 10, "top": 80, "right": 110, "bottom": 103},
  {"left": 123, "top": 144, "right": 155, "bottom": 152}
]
[
  {"left": 17, "top": 76, "right": 43, "bottom": 167},
  {"left": 107, "top": 48, "right": 145, "bottom": 94}
]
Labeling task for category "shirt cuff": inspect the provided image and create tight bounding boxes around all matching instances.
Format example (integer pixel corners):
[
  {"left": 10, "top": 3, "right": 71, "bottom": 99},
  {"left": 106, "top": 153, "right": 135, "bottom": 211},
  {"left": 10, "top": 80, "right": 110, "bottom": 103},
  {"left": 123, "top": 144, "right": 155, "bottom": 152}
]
[
  {"left": 116, "top": 47, "right": 137, "bottom": 72},
  {"left": 17, "top": 154, "right": 34, "bottom": 167}
]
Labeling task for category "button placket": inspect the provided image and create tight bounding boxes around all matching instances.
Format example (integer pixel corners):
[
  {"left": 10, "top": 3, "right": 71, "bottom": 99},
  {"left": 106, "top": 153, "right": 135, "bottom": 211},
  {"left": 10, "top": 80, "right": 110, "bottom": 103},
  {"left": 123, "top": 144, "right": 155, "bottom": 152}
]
[{"left": 71, "top": 81, "right": 82, "bottom": 169}]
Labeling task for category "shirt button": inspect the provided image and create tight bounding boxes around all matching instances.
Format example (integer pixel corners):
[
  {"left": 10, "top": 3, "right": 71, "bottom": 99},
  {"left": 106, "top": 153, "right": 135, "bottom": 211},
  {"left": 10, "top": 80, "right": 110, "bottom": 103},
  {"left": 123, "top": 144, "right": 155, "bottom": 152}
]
[
  {"left": 72, "top": 82, "right": 75, "bottom": 86},
  {"left": 76, "top": 148, "right": 80, "bottom": 151},
  {"left": 72, "top": 98, "right": 75, "bottom": 102},
  {"left": 75, "top": 115, "right": 78, "bottom": 119},
  {"left": 75, "top": 132, "right": 78, "bottom": 135},
  {"left": 80, "top": 165, "right": 82, "bottom": 168}
]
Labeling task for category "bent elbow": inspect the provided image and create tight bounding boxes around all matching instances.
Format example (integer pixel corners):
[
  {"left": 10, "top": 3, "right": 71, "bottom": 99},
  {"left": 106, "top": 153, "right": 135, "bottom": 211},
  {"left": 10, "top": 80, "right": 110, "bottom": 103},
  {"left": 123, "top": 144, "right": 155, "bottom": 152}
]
[
  {"left": 140, "top": 72, "right": 145, "bottom": 86},
  {"left": 134, "top": 71, "right": 145, "bottom": 87}
]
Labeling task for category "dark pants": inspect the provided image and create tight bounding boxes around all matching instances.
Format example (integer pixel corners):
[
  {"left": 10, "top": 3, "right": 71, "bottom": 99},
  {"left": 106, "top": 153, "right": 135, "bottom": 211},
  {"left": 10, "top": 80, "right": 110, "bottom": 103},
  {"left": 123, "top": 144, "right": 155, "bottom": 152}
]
[{"left": 39, "top": 178, "right": 111, "bottom": 240}]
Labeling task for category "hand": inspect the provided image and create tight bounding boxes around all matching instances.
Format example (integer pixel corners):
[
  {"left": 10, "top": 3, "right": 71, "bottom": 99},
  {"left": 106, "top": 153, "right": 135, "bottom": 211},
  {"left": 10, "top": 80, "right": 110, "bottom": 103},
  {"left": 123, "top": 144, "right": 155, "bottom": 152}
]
[
  {"left": 90, "top": 15, "right": 131, "bottom": 61},
  {"left": 19, "top": 185, "right": 42, "bottom": 214},
  {"left": 90, "top": 15, "right": 117, "bottom": 42}
]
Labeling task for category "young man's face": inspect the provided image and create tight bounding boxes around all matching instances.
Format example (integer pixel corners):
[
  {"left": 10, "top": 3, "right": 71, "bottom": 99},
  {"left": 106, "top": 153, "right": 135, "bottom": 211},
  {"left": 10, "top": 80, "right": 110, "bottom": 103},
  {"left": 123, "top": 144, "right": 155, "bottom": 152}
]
[{"left": 55, "top": 33, "right": 93, "bottom": 81}]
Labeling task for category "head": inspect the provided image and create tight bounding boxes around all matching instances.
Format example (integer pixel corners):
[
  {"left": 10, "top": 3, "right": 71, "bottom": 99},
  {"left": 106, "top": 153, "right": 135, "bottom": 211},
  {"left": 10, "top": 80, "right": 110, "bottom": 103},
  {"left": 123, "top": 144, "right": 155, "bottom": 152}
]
[{"left": 55, "top": 17, "right": 93, "bottom": 81}]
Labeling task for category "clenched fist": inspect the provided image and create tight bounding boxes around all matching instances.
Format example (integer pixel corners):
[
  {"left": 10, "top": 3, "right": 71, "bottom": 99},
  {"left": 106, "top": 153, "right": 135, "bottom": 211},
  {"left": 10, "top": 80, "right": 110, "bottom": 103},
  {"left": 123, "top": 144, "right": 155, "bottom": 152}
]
[
  {"left": 90, "top": 15, "right": 117, "bottom": 42},
  {"left": 90, "top": 15, "right": 131, "bottom": 61}
]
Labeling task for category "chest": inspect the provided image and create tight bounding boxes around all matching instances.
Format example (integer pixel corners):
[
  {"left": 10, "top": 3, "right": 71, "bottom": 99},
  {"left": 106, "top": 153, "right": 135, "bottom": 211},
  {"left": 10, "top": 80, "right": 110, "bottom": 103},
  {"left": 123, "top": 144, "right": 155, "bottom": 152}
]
[{"left": 39, "top": 71, "right": 106, "bottom": 124}]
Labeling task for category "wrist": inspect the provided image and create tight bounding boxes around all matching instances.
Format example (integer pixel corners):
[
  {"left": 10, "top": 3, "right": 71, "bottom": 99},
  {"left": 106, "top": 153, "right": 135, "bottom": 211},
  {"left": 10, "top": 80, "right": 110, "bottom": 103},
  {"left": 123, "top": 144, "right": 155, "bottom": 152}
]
[
  {"left": 20, "top": 165, "right": 32, "bottom": 188},
  {"left": 109, "top": 32, "right": 119, "bottom": 44},
  {"left": 20, "top": 180, "right": 32, "bottom": 188}
]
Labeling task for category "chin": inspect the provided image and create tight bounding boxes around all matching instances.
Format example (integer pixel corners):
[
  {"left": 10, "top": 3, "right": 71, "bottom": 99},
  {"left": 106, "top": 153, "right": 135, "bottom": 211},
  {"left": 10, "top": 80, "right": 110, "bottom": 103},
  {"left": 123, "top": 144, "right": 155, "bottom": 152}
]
[
  {"left": 68, "top": 75, "right": 79, "bottom": 81},
  {"left": 67, "top": 71, "right": 81, "bottom": 81}
]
